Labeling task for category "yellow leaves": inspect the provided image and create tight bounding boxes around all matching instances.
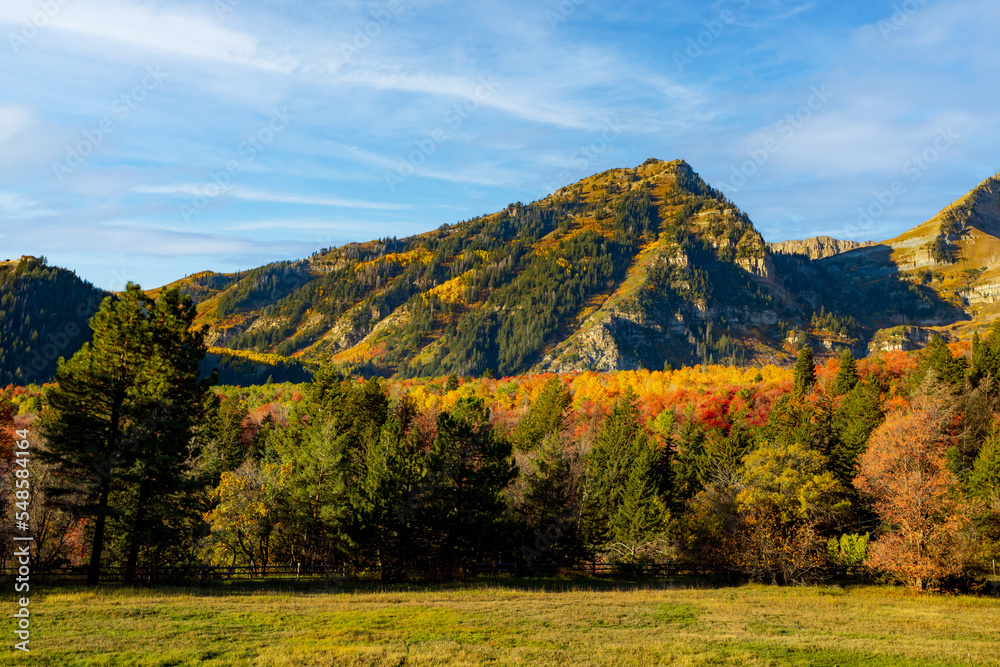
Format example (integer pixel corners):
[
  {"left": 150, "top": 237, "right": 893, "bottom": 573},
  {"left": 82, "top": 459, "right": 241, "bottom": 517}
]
[
  {"left": 425, "top": 270, "right": 476, "bottom": 304},
  {"left": 208, "top": 346, "right": 296, "bottom": 367},
  {"left": 738, "top": 442, "right": 845, "bottom": 523},
  {"left": 353, "top": 249, "right": 433, "bottom": 274}
]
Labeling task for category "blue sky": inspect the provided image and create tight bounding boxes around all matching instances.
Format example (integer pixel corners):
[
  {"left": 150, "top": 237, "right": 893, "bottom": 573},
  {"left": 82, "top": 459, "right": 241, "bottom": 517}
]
[{"left": 1, "top": 0, "right": 998, "bottom": 290}]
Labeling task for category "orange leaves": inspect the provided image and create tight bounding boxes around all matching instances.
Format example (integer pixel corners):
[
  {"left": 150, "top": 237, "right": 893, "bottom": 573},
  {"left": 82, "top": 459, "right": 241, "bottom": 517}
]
[{"left": 855, "top": 406, "right": 978, "bottom": 589}]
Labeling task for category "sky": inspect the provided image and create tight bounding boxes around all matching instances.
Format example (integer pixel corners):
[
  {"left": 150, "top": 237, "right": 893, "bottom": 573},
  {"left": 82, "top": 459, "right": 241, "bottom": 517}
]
[{"left": 0, "top": 0, "right": 998, "bottom": 290}]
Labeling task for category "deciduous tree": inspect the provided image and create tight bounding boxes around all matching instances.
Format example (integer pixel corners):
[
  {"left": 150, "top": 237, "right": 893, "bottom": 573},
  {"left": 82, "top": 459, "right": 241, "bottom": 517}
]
[{"left": 855, "top": 408, "right": 978, "bottom": 590}]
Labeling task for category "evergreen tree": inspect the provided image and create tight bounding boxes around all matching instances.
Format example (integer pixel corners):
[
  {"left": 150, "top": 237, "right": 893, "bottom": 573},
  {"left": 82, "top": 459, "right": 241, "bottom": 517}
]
[
  {"left": 580, "top": 389, "right": 670, "bottom": 553},
  {"left": 831, "top": 379, "right": 885, "bottom": 485},
  {"left": 919, "top": 335, "right": 967, "bottom": 388},
  {"left": 671, "top": 418, "right": 709, "bottom": 507},
  {"left": 40, "top": 284, "right": 212, "bottom": 584},
  {"left": 793, "top": 345, "right": 816, "bottom": 398},
  {"left": 969, "top": 428, "right": 1000, "bottom": 502},
  {"left": 351, "top": 416, "right": 429, "bottom": 579},
  {"left": 832, "top": 348, "right": 858, "bottom": 395},
  {"left": 608, "top": 446, "right": 668, "bottom": 562},
  {"left": 423, "top": 395, "right": 515, "bottom": 576},
  {"left": 513, "top": 376, "right": 571, "bottom": 451},
  {"left": 515, "top": 433, "right": 583, "bottom": 564}
]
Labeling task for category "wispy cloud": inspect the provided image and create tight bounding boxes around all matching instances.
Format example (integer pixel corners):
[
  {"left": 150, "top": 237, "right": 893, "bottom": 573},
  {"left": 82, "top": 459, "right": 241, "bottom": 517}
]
[{"left": 131, "top": 184, "right": 412, "bottom": 210}]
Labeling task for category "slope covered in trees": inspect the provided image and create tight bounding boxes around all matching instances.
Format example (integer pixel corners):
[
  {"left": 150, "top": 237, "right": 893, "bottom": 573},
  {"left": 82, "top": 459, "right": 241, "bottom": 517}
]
[
  {"left": 185, "top": 160, "right": 820, "bottom": 375},
  {"left": 177, "top": 161, "right": 1000, "bottom": 378},
  {"left": 0, "top": 256, "right": 108, "bottom": 386}
]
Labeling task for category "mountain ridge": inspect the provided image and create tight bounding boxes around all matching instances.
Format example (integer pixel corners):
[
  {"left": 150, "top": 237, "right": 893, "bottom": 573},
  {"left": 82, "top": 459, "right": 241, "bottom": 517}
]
[{"left": 5, "top": 160, "right": 1000, "bottom": 384}]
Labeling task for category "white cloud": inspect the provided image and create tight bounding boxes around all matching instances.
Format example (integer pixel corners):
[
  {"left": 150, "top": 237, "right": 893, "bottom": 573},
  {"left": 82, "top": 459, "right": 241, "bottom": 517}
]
[
  {"left": 131, "top": 184, "right": 411, "bottom": 210},
  {"left": 0, "top": 191, "right": 56, "bottom": 219},
  {"left": 0, "top": 105, "right": 34, "bottom": 144},
  {"left": 0, "top": 0, "right": 292, "bottom": 72}
]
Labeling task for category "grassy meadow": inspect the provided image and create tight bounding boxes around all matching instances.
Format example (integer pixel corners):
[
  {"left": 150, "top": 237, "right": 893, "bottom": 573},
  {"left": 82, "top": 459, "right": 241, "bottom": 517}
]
[{"left": 5, "top": 579, "right": 998, "bottom": 666}]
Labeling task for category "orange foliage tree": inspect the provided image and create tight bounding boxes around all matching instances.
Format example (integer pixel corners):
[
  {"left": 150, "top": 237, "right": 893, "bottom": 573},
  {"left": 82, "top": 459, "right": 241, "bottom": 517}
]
[{"left": 855, "top": 407, "right": 978, "bottom": 590}]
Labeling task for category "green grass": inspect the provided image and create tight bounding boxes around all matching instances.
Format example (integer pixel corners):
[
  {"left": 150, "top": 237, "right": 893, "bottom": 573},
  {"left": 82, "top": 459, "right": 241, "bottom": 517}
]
[{"left": 4, "top": 579, "right": 998, "bottom": 666}]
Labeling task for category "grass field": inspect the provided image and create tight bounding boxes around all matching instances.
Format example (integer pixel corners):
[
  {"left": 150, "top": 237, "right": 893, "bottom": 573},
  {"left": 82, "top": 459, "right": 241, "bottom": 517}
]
[{"left": 5, "top": 579, "right": 999, "bottom": 666}]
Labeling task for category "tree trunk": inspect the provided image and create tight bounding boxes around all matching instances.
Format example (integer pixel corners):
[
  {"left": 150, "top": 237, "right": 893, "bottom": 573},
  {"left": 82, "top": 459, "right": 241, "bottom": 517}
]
[
  {"left": 124, "top": 478, "right": 151, "bottom": 584},
  {"left": 87, "top": 481, "right": 111, "bottom": 586}
]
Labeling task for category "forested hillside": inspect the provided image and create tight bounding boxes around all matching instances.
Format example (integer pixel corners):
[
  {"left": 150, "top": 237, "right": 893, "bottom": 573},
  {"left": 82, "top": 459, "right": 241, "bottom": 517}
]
[
  {"left": 6, "top": 162, "right": 1000, "bottom": 384},
  {"left": 182, "top": 161, "right": 1000, "bottom": 378},
  {"left": 0, "top": 256, "right": 107, "bottom": 385},
  {"left": 194, "top": 160, "right": 810, "bottom": 375}
]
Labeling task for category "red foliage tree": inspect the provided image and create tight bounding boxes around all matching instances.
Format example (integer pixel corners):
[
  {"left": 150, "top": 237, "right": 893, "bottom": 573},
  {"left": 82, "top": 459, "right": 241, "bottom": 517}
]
[{"left": 854, "top": 407, "right": 978, "bottom": 590}]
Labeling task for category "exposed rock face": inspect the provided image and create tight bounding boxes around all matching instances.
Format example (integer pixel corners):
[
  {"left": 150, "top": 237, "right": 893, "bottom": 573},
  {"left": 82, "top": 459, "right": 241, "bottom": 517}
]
[
  {"left": 768, "top": 236, "right": 876, "bottom": 260},
  {"left": 868, "top": 326, "right": 942, "bottom": 353}
]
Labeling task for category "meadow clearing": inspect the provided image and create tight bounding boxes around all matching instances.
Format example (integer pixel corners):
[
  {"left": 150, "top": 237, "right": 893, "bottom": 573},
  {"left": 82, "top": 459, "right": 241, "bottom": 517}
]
[{"left": 5, "top": 579, "right": 998, "bottom": 666}]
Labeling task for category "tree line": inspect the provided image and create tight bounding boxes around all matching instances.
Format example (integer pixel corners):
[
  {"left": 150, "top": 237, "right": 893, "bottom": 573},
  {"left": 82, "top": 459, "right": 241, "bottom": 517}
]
[{"left": 1, "top": 285, "right": 998, "bottom": 591}]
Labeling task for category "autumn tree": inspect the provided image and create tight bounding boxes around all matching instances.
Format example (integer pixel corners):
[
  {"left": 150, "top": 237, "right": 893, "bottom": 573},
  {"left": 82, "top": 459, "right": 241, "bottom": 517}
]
[
  {"left": 855, "top": 407, "right": 978, "bottom": 590},
  {"left": 204, "top": 459, "right": 276, "bottom": 573},
  {"left": 733, "top": 442, "right": 847, "bottom": 583}
]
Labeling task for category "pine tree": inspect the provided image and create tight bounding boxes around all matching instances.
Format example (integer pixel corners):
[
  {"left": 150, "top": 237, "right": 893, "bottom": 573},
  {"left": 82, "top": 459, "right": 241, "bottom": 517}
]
[
  {"left": 351, "top": 417, "right": 428, "bottom": 579},
  {"left": 793, "top": 345, "right": 816, "bottom": 398},
  {"left": 919, "top": 335, "right": 967, "bottom": 388},
  {"left": 832, "top": 348, "right": 858, "bottom": 395},
  {"left": 516, "top": 433, "right": 583, "bottom": 564},
  {"left": 671, "top": 418, "right": 708, "bottom": 507},
  {"left": 608, "top": 447, "right": 668, "bottom": 562},
  {"left": 423, "top": 395, "right": 515, "bottom": 577},
  {"left": 513, "top": 376, "right": 571, "bottom": 451},
  {"left": 40, "top": 284, "right": 212, "bottom": 584},
  {"left": 831, "top": 379, "right": 885, "bottom": 485}
]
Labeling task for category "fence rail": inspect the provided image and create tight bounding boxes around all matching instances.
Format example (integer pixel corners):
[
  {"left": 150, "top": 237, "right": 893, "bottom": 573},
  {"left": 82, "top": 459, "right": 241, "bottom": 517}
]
[
  {"left": 0, "top": 564, "right": 342, "bottom": 583},
  {"left": 3, "top": 562, "right": 992, "bottom": 584},
  {"left": 472, "top": 561, "right": 870, "bottom": 578}
]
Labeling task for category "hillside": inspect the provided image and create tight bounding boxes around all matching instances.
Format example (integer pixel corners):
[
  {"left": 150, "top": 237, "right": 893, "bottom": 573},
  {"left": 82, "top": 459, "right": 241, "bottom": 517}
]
[
  {"left": 0, "top": 256, "right": 108, "bottom": 385},
  {"left": 181, "top": 161, "right": 1000, "bottom": 377},
  {"left": 818, "top": 172, "right": 1000, "bottom": 349},
  {"left": 190, "top": 159, "right": 810, "bottom": 376},
  {"left": 7, "top": 162, "right": 1000, "bottom": 383}
]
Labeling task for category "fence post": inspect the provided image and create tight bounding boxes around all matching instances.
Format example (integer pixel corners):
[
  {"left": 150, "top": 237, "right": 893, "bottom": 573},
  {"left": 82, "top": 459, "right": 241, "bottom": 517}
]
[{"left": 297, "top": 562, "right": 301, "bottom": 581}]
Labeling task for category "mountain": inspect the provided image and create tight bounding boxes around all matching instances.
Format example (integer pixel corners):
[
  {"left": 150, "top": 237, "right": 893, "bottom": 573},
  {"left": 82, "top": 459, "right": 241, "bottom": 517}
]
[
  {"left": 6, "top": 161, "right": 1000, "bottom": 384},
  {"left": 0, "top": 256, "right": 108, "bottom": 385},
  {"left": 154, "top": 161, "right": 1000, "bottom": 377},
  {"left": 817, "top": 172, "right": 1000, "bottom": 348},
  {"left": 189, "top": 159, "right": 811, "bottom": 376},
  {"left": 768, "top": 236, "right": 877, "bottom": 260}
]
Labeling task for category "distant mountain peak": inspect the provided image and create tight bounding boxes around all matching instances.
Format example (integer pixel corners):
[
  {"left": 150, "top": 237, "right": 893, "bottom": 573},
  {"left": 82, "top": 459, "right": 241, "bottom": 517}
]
[{"left": 768, "top": 236, "right": 877, "bottom": 260}]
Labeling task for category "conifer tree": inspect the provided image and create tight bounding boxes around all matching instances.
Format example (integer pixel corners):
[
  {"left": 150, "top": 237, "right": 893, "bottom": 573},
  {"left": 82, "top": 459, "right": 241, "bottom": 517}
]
[
  {"left": 832, "top": 348, "right": 858, "bottom": 396},
  {"left": 793, "top": 345, "right": 816, "bottom": 398},
  {"left": 423, "top": 395, "right": 515, "bottom": 576},
  {"left": 513, "top": 376, "right": 571, "bottom": 451},
  {"left": 608, "top": 447, "right": 668, "bottom": 562},
  {"left": 515, "top": 432, "right": 583, "bottom": 564},
  {"left": 40, "top": 284, "right": 212, "bottom": 584}
]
